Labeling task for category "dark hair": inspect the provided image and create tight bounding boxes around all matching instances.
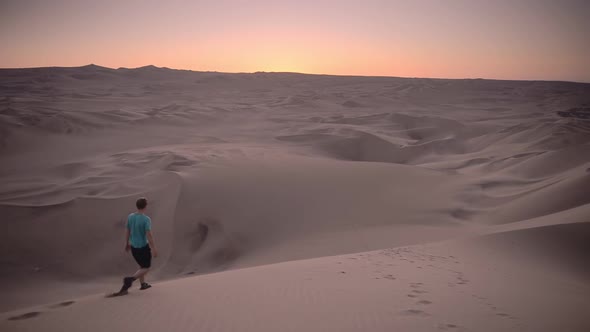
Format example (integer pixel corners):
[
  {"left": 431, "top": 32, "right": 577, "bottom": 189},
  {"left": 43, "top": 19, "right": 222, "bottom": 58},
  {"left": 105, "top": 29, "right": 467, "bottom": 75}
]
[{"left": 136, "top": 197, "right": 148, "bottom": 210}]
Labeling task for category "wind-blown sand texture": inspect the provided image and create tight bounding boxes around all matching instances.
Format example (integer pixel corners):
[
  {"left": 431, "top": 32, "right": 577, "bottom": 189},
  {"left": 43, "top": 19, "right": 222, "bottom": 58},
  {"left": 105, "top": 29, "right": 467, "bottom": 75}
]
[{"left": 1, "top": 65, "right": 589, "bottom": 331}]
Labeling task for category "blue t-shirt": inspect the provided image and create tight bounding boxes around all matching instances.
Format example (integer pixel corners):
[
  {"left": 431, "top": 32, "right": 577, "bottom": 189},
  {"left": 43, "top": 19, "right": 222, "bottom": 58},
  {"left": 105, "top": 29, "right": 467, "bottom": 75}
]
[{"left": 127, "top": 213, "right": 151, "bottom": 248}]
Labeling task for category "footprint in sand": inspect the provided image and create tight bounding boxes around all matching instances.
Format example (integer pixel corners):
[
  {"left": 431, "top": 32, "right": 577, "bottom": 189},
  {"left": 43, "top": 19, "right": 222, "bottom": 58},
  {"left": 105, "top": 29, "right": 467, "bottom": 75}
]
[
  {"left": 400, "top": 309, "right": 429, "bottom": 317},
  {"left": 8, "top": 312, "right": 41, "bottom": 321},
  {"left": 49, "top": 300, "right": 75, "bottom": 309},
  {"left": 438, "top": 323, "right": 459, "bottom": 330},
  {"left": 496, "top": 312, "right": 517, "bottom": 319},
  {"left": 456, "top": 276, "right": 469, "bottom": 285}
]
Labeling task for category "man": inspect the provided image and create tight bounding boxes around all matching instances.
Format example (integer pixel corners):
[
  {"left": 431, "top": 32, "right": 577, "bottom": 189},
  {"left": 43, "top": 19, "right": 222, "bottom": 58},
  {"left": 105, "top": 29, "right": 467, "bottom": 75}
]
[{"left": 119, "top": 197, "right": 158, "bottom": 294}]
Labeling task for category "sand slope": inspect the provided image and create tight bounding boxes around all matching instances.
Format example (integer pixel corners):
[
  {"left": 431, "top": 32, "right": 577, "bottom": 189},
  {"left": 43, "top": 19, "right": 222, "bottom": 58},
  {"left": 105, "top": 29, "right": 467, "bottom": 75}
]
[
  {"left": 0, "top": 65, "right": 589, "bottom": 328},
  {"left": 1, "top": 219, "right": 588, "bottom": 332}
]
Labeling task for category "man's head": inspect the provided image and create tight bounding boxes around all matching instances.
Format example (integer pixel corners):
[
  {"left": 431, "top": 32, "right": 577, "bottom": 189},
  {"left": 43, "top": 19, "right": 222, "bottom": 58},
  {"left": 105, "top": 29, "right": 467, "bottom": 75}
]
[{"left": 136, "top": 197, "right": 148, "bottom": 210}]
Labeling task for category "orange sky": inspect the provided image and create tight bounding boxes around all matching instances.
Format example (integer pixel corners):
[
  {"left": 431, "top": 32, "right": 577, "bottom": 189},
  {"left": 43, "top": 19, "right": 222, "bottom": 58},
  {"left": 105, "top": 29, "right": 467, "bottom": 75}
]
[{"left": 1, "top": 0, "right": 589, "bottom": 82}]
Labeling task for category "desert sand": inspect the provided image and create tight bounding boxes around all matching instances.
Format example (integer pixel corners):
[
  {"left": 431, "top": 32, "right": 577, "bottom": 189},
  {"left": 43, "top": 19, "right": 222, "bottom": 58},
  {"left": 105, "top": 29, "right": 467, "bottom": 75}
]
[{"left": 0, "top": 65, "right": 589, "bottom": 331}]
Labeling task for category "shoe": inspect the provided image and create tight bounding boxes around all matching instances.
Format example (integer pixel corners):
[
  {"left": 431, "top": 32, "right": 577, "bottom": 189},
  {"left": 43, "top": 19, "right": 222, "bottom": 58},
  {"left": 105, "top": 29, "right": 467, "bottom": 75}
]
[
  {"left": 120, "top": 277, "right": 135, "bottom": 292},
  {"left": 140, "top": 282, "right": 152, "bottom": 290}
]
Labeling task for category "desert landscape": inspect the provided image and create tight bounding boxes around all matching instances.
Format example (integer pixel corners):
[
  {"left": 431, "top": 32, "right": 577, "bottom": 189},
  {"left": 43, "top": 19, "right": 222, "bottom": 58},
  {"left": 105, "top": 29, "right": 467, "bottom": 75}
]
[{"left": 0, "top": 65, "right": 588, "bottom": 331}]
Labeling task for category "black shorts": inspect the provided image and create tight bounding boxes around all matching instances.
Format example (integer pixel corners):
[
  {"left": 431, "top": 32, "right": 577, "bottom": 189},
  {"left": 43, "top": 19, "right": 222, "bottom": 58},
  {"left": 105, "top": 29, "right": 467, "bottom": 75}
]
[{"left": 131, "top": 245, "right": 152, "bottom": 268}]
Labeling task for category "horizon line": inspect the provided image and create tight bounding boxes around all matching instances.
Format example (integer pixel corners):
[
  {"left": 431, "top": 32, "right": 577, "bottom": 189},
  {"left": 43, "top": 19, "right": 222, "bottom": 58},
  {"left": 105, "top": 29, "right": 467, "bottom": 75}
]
[{"left": 1, "top": 63, "right": 589, "bottom": 85}]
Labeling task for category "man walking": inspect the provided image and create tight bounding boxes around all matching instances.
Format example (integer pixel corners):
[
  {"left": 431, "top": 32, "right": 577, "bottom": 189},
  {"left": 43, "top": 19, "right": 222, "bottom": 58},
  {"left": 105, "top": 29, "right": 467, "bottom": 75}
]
[{"left": 118, "top": 197, "right": 158, "bottom": 294}]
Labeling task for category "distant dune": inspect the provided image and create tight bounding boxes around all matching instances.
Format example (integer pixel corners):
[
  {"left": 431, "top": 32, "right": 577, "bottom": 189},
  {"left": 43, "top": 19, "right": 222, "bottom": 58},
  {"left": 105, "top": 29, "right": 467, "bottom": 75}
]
[{"left": 1, "top": 65, "right": 589, "bottom": 331}]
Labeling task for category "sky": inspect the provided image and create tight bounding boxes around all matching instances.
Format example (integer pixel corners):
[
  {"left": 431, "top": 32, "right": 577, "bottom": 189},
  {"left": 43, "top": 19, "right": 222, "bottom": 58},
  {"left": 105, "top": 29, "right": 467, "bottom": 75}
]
[{"left": 1, "top": 0, "right": 589, "bottom": 82}]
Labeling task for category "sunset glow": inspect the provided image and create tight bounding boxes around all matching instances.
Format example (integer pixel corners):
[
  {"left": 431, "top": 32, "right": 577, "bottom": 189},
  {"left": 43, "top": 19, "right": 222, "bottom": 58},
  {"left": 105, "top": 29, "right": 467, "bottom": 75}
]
[{"left": 1, "top": 0, "right": 589, "bottom": 81}]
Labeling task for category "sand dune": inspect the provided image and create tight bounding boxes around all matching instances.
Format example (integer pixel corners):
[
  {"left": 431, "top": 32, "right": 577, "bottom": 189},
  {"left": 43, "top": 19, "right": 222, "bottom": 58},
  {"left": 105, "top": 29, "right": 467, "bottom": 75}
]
[{"left": 0, "top": 65, "right": 589, "bottom": 330}]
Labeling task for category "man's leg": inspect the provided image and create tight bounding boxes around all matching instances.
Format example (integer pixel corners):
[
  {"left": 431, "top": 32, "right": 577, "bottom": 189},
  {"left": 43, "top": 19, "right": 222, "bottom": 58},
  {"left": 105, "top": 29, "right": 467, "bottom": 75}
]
[
  {"left": 132, "top": 268, "right": 150, "bottom": 281},
  {"left": 121, "top": 246, "right": 152, "bottom": 292},
  {"left": 134, "top": 268, "right": 152, "bottom": 290}
]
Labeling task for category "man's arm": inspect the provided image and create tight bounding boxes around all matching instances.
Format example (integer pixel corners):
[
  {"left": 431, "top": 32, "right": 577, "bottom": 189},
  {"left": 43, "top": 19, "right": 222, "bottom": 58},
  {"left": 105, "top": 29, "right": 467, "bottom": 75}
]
[
  {"left": 125, "top": 228, "right": 131, "bottom": 252},
  {"left": 147, "top": 231, "right": 158, "bottom": 257}
]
